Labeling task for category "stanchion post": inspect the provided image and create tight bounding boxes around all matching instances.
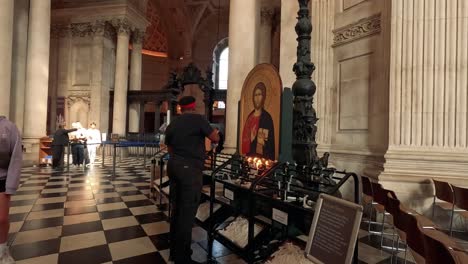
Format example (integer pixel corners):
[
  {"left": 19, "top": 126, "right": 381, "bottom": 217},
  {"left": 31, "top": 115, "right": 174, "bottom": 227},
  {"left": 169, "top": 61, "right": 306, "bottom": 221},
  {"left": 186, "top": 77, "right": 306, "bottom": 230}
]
[
  {"left": 143, "top": 144, "right": 147, "bottom": 169},
  {"left": 119, "top": 145, "right": 122, "bottom": 163},
  {"left": 113, "top": 143, "right": 117, "bottom": 178},
  {"left": 102, "top": 143, "right": 105, "bottom": 167},
  {"left": 67, "top": 144, "right": 70, "bottom": 172}
]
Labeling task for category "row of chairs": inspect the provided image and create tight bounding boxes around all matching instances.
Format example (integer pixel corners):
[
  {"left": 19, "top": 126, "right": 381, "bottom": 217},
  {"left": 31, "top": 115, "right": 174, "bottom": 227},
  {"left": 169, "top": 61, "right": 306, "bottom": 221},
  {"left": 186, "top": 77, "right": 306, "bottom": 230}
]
[
  {"left": 432, "top": 179, "right": 468, "bottom": 236},
  {"left": 361, "top": 176, "right": 468, "bottom": 263}
]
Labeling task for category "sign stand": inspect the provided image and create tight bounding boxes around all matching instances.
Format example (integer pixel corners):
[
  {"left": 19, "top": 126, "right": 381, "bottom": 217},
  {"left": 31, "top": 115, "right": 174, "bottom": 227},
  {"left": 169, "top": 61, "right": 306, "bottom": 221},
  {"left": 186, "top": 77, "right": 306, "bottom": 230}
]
[{"left": 305, "top": 194, "right": 363, "bottom": 264}]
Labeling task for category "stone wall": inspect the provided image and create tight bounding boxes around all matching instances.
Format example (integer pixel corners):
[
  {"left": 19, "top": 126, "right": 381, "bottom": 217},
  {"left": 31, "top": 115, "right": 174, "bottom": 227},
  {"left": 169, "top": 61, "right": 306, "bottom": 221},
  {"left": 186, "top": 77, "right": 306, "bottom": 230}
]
[
  {"left": 308, "top": 0, "right": 391, "bottom": 201},
  {"left": 307, "top": 0, "right": 468, "bottom": 213},
  {"left": 141, "top": 54, "right": 169, "bottom": 91},
  {"left": 325, "top": 0, "right": 391, "bottom": 180},
  {"left": 380, "top": 0, "right": 468, "bottom": 214},
  {"left": 49, "top": 23, "right": 116, "bottom": 133}
]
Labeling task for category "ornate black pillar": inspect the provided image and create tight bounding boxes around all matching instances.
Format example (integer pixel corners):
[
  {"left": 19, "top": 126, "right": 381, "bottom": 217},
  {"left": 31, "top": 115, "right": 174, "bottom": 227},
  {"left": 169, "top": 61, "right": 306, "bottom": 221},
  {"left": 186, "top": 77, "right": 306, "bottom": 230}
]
[
  {"left": 292, "top": 0, "right": 318, "bottom": 166},
  {"left": 204, "top": 68, "right": 214, "bottom": 122}
]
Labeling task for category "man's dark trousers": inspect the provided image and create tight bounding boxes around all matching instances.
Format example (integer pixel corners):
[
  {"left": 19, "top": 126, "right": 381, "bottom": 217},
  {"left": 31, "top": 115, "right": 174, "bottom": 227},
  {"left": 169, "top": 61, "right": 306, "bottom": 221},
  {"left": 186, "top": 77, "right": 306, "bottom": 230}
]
[
  {"left": 52, "top": 145, "right": 65, "bottom": 168},
  {"left": 168, "top": 158, "right": 203, "bottom": 264}
]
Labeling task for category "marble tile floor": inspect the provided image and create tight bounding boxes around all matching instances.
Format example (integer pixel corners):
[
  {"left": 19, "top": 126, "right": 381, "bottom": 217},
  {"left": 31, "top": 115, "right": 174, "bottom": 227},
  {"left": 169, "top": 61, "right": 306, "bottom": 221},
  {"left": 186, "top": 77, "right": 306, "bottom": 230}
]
[{"left": 5, "top": 157, "right": 461, "bottom": 264}]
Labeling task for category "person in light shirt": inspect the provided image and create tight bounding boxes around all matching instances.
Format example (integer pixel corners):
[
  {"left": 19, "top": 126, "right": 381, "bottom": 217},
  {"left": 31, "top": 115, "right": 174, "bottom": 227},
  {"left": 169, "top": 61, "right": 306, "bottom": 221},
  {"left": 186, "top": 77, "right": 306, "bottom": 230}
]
[
  {"left": 70, "top": 122, "right": 87, "bottom": 166},
  {"left": 0, "top": 116, "right": 22, "bottom": 264},
  {"left": 86, "top": 122, "right": 101, "bottom": 167}
]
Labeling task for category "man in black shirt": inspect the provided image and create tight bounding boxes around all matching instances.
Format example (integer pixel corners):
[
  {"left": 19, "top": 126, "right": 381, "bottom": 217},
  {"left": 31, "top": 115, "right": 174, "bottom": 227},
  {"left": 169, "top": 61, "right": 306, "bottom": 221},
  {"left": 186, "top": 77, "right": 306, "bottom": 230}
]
[
  {"left": 51, "top": 125, "right": 77, "bottom": 168},
  {"left": 165, "top": 96, "right": 219, "bottom": 264}
]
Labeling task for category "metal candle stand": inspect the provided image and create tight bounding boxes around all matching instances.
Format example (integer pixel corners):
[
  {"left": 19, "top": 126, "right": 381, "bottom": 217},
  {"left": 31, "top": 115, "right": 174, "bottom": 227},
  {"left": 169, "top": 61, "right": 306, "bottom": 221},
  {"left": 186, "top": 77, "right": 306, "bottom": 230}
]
[
  {"left": 150, "top": 150, "right": 170, "bottom": 211},
  {"left": 204, "top": 153, "right": 359, "bottom": 264}
]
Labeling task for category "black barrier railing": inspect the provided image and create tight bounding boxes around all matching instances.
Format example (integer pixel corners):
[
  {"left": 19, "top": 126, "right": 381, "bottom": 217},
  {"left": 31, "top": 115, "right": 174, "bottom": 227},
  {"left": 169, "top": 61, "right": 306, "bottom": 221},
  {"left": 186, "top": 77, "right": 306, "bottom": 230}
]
[
  {"left": 100, "top": 141, "right": 162, "bottom": 178},
  {"left": 203, "top": 154, "right": 361, "bottom": 264}
]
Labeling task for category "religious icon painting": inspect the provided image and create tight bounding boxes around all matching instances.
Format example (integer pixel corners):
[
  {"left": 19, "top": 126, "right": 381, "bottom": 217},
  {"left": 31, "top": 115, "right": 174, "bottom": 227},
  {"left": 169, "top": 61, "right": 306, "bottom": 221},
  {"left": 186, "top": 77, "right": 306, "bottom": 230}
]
[{"left": 239, "top": 63, "right": 282, "bottom": 160}]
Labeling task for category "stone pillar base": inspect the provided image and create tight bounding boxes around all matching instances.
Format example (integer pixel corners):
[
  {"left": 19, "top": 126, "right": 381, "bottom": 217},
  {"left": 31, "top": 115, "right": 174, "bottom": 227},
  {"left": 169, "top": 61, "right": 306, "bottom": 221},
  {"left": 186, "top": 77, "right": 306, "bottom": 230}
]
[
  {"left": 379, "top": 147, "right": 468, "bottom": 216},
  {"left": 22, "top": 137, "right": 41, "bottom": 166}
]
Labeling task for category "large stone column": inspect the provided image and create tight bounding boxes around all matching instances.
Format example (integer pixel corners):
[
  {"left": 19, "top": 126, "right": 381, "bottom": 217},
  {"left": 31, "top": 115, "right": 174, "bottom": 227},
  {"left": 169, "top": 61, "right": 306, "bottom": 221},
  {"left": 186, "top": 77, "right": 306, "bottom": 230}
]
[
  {"left": 224, "top": 0, "right": 260, "bottom": 152},
  {"left": 10, "top": 0, "right": 29, "bottom": 131},
  {"left": 381, "top": 0, "right": 468, "bottom": 212},
  {"left": 112, "top": 19, "right": 131, "bottom": 136},
  {"left": 279, "top": 0, "right": 298, "bottom": 87},
  {"left": 128, "top": 29, "right": 145, "bottom": 133},
  {"left": 48, "top": 29, "right": 59, "bottom": 134},
  {"left": 56, "top": 25, "right": 71, "bottom": 128},
  {"left": 310, "top": 0, "right": 335, "bottom": 151},
  {"left": 90, "top": 21, "right": 107, "bottom": 129},
  {"left": 23, "top": 0, "right": 51, "bottom": 164},
  {"left": 258, "top": 7, "right": 274, "bottom": 64},
  {"left": 0, "top": 0, "right": 15, "bottom": 117}
]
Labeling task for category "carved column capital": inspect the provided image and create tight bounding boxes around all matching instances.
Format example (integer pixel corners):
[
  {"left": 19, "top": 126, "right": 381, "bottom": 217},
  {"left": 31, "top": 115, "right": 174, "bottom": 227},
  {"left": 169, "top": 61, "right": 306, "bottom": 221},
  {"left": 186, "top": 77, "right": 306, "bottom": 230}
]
[
  {"left": 112, "top": 18, "right": 132, "bottom": 36},
  {"left": 91, "top": 20, "right": 106, "bottom": 36},
  {"left": 70, "top": 23, "right": 94, "bottom": 37},
  {"left": 260, "top": 7, "right": 275, "bottom": 26},
  {"left": 51, "top": 24, "right": 71, "bottom": 38},
  {"left": 132, "top": 29, "right": 145, "bottom": 44},
  {"left": 91, "top": 20, "right": 116, "bottom": 40}
]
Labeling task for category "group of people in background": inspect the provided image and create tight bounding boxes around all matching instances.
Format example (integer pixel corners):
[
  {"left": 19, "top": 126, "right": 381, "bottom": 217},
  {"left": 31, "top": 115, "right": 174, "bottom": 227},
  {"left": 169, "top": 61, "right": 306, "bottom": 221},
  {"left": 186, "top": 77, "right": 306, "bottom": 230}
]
[{"left": 51, "top": 121, "right": 101, "bottom": 169}]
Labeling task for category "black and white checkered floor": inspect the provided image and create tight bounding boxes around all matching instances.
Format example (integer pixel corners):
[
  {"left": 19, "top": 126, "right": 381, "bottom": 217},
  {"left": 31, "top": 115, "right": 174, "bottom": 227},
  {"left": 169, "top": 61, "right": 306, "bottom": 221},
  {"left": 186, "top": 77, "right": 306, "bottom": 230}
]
[{"left": 7, "top": 157, "right": 419, "bottom": 264}]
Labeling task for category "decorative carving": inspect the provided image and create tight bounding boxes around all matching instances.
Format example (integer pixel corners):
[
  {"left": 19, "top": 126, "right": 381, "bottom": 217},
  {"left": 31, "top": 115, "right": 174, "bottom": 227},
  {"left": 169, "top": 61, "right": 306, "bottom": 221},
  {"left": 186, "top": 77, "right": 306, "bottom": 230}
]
[
  {"left": 260, "top": 7, "right": 275, "bottom": 26},
  {"left": 159, "top": 63, "right": 217, "bottom": 120},
  {"left": 91, "top": 20, "right": 106, "bottom": 36},
  {"left": 105, "top": 23, "right": 117, "bottom": 40},
  {"left": 51, "top": 24, "right": 70, "bottom": 38},
  {"left": 316, "top": 152, "right": 330, "bottom": 169},
  {"left": 180, "top": 63, "right": 202, "bottom": 86},
  {"left": 132, "top": 29, "right": 146, "bottom": 45},
  {"left": 292, "top": 2, "right": 315, "bottom": 96},
  {"left": 333, "top": 14, "right": 381, "bottom": 47},
  {"left": 204, "top": 68, "right": 214, "bottom": 90},
  {"left": 163, "top": 71, "right": 181, "bottom": 90},
  {"left": 112, "top": 18, "right": 131, "bottom": 36},
  {"left": 90, "top": 20, "right": 115, "bottom": 40},
  {"left": 70, "top": 23, "right": 93, "bottom": 37},
  {"left": 67, "top": 91, "right": 91, "bottom": 108},
  {"left": 292, "top": 0, "right": 318, "bottom": 166}
]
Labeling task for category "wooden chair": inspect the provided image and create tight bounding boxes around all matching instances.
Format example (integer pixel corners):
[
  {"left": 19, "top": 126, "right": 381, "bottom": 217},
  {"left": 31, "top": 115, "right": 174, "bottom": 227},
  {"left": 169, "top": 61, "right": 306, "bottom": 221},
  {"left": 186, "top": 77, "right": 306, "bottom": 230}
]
[
  {"left": 421, "top": 225, "right": 468, "bottom": 264},
  {"left": 361, "top": 176, "right": 380, "bottom": 233},
  {"left": 371, "top": 183, "right": 398, "bottom": 249},
  {"left": 361, "top": 176, "right": 374, "bottom": 206},
  {"left": 386, "top": 195, "right": 407, "bottom": 255},
  {"left": 401, "top": 209, "right": 426, "bottom": 264},
  {"left": 399, "top": 206, "right": 468, "bottom": 264},
  {"left": 451, "top": 185, "right": 468, "bottom": 234},
  {"left": 432, "top": 179, "right": 457, "bottom": 235}
]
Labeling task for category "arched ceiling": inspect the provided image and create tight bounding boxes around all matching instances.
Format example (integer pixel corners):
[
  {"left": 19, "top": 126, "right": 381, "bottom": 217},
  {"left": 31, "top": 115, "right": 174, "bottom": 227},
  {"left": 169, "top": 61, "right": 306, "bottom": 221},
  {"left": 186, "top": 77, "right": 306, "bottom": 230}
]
[
  {"left": 144, "top": 0, "right": 168, "bottom": 53},
  {"left": 150, "top": 0, "right": 228, "bottom": 60},
  {"left": 52, "top": 0, "right": 231, "bottom": 59},
  {"left": 184, "top": 0, "right": 229, "bottom": 36}
]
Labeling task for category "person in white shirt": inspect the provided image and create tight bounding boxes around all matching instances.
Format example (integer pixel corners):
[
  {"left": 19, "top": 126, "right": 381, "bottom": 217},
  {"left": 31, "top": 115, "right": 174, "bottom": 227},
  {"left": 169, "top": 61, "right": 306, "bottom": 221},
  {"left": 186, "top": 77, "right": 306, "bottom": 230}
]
[
  {"left": 70, "top": 122, "right": 87, "bottom": 166},
  {"left": 86, "top": 122, "right": 101, "bottom": 166}
]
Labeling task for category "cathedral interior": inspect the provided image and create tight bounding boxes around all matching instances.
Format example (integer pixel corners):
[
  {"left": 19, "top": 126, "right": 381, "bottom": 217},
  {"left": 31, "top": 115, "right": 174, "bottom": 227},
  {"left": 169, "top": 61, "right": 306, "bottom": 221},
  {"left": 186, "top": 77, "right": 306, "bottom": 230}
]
[{"left": 1, "top": 0, "right": 468, "bottom": 263}]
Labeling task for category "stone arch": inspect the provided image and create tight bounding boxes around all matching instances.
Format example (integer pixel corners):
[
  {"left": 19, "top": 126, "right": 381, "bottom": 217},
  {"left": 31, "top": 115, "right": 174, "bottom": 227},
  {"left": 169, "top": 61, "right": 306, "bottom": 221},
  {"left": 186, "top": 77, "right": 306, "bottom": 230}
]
[{"left": 212, "top": 37, "right": 228, "bottom": 89}]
